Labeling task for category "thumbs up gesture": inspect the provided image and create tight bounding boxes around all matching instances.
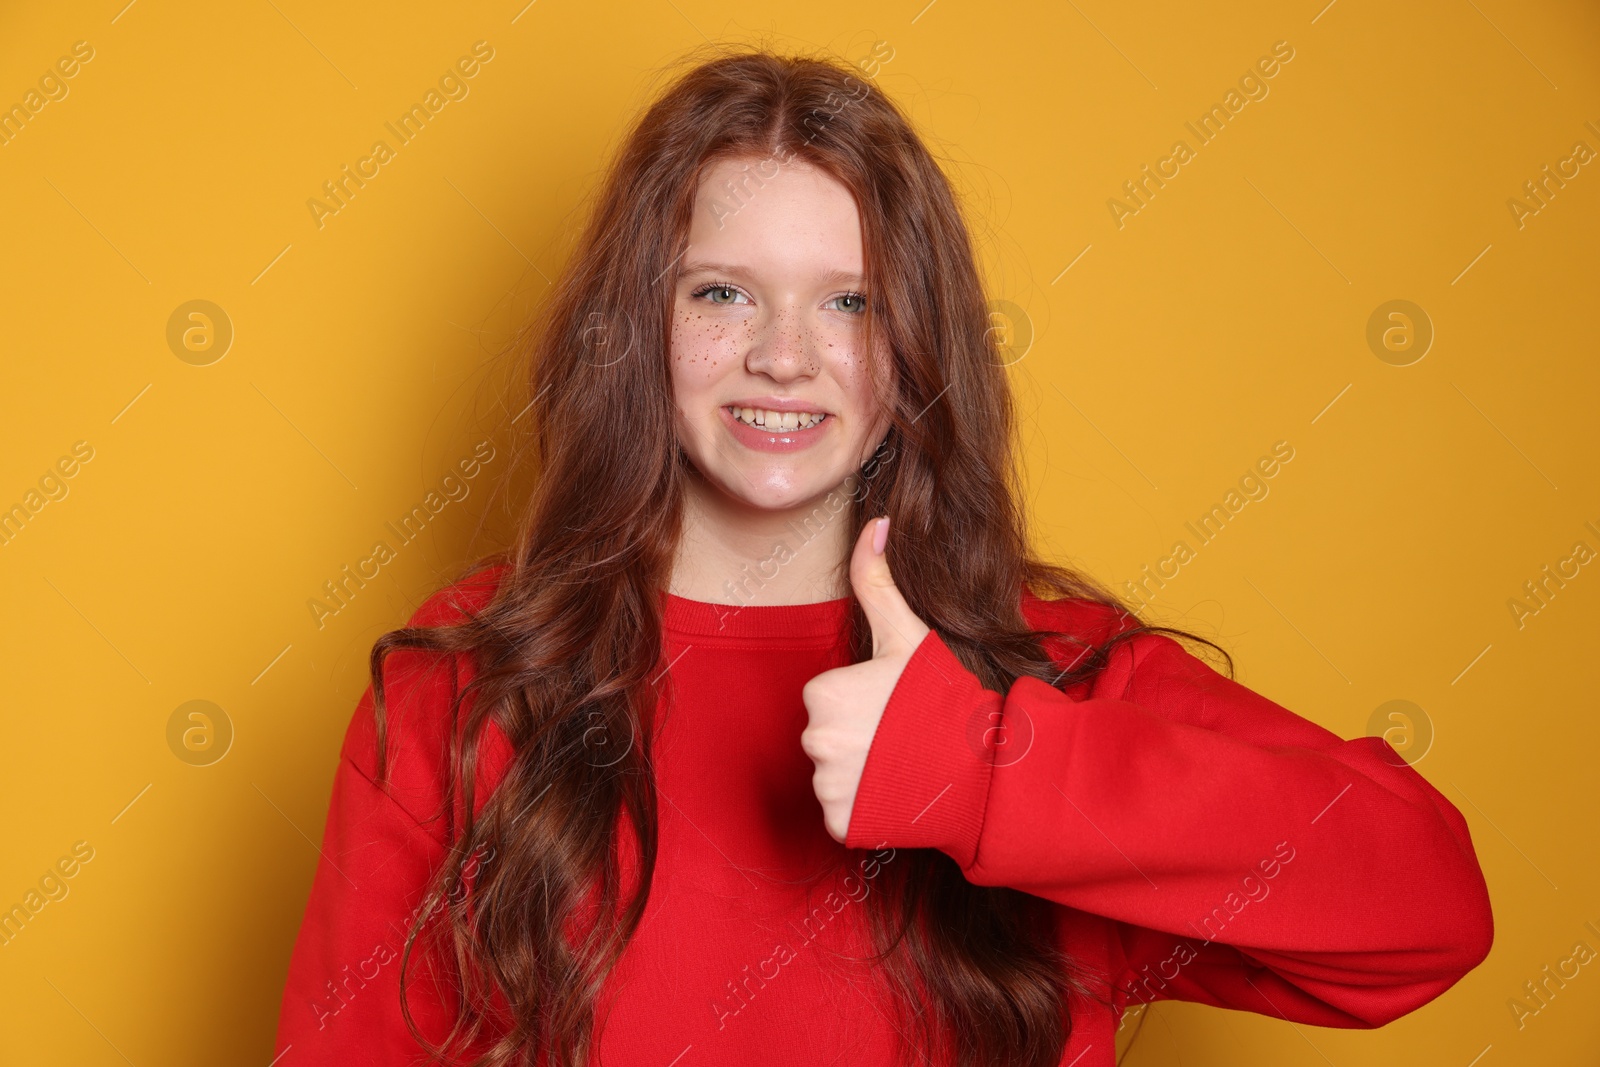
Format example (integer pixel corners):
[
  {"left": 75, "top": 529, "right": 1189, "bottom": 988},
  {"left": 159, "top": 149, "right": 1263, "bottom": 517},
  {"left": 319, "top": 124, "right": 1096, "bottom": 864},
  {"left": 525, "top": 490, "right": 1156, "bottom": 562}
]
[{"left": 800, "top": 517, "right": 933, "bottom": 843}]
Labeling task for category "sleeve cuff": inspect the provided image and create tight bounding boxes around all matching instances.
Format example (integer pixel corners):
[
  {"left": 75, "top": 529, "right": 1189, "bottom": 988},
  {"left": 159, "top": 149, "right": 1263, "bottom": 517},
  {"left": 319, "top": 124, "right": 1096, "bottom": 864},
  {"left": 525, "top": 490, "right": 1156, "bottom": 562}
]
[{"left": 843, "top": 630, "right": 1000, "bottom": 870}]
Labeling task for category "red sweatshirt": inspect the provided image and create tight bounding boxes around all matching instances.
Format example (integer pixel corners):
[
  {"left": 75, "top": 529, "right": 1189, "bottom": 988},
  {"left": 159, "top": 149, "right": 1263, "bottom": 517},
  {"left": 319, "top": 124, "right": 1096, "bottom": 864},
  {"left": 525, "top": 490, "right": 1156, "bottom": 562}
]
[{"left": 271, "top": 563, "right": 1493, "bottom": 1066}]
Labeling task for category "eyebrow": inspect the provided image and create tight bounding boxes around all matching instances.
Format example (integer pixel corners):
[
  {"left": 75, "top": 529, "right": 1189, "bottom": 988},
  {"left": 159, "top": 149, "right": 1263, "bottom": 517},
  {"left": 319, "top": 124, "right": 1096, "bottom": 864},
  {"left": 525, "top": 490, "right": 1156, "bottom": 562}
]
[{"left": 679, "top": 261, "right": 864, "bottom": 286}]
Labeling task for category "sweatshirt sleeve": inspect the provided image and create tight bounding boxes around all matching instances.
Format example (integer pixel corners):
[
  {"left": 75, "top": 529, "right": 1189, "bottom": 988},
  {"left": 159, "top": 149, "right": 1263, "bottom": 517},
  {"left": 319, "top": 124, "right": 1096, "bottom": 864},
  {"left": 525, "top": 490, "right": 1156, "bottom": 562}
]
[
  {"left": 842, "top": 599, "right": 1494, "bottom": 1029},
  {"left": 269, "top": 745, "right": 464, "bottom": 1066},
  {"left": 272, "top": 571, "right": 511, "bottom": 1066}
]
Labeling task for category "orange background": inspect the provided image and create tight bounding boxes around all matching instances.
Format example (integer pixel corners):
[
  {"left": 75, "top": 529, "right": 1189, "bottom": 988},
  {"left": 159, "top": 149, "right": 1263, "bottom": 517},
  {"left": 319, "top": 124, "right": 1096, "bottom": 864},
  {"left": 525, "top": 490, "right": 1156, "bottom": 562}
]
[{"left": 1, "top": 1, "right": 1596, "bottom": 1064}]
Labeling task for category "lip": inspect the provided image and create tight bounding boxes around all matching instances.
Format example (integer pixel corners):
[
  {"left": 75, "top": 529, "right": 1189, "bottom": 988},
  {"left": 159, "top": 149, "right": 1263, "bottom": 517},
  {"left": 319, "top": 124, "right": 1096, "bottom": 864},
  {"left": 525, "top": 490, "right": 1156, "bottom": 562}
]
[{"left": 720, "top": 403, "right": 831, "bottom": 453}]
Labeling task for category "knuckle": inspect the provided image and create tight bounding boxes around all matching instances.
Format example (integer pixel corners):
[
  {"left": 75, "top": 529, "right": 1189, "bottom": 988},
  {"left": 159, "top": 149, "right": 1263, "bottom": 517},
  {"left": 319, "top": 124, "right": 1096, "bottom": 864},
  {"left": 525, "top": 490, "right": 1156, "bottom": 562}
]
[
  {"left": 806, "top": 730, "right": 834, "bottom": 762},
  {"left": 803, "top": 675, "right": 839, "bottom": 706}
]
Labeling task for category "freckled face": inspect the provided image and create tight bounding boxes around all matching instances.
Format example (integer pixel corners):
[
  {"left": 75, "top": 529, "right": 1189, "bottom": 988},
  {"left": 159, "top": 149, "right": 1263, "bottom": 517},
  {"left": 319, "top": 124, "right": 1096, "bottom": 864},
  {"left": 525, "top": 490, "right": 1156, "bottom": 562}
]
[{"left": 669, "top": 155, "right": 894, "bottom": 513}]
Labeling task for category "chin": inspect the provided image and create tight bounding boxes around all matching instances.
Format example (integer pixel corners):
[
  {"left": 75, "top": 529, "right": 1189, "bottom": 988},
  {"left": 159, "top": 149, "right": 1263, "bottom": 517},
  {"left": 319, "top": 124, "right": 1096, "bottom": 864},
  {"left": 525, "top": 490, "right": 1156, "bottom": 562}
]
[
  {"left": 733, "top": 486, "right": 816, "bottom": 513},
  {"left": 721, "top": 472, "right": 841, "bottom": 514}
]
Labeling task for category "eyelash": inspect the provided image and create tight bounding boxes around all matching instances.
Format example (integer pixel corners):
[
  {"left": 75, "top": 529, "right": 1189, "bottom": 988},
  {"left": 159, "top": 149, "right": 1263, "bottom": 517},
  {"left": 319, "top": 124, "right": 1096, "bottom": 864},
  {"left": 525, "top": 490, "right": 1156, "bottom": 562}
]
[{"left": 689, "top": 280, "right": 869, "bottom": 314}]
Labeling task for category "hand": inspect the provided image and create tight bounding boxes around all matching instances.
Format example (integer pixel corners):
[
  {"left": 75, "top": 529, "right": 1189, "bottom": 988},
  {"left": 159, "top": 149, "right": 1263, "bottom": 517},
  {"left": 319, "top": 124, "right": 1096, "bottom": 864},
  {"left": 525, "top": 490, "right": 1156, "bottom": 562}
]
[{"left": 800, "top": 516, "right": 933, "bottom": 843}]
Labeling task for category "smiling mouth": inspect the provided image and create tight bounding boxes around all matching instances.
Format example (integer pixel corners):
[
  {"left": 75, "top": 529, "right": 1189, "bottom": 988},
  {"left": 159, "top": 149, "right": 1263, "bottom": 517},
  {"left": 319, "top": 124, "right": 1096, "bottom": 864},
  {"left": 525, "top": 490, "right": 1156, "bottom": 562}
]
[{"left": 725, "top": 405, "right": 829, "bottom": 431}]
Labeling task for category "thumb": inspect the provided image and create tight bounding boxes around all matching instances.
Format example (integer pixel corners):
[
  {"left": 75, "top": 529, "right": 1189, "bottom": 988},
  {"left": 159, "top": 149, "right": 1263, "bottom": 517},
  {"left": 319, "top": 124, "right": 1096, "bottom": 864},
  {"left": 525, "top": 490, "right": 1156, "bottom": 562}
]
[{"left": 849, "top": 517, "right": 930, "bottom": 659}]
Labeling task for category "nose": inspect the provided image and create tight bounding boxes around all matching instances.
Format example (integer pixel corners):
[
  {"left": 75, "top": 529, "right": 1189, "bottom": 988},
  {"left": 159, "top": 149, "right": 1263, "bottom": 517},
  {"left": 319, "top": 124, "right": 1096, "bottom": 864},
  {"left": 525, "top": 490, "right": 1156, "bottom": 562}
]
[{"left": 744, "top": 301, "right": 821, "bottom": 382}]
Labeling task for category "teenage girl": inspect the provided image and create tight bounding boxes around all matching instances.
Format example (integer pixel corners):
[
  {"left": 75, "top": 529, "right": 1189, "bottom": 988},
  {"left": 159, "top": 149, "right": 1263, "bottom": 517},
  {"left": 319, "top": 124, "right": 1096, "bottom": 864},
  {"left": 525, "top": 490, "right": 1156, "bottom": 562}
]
[{"left": 272, "top": 48, "right": 1492, "bottom": 1067}]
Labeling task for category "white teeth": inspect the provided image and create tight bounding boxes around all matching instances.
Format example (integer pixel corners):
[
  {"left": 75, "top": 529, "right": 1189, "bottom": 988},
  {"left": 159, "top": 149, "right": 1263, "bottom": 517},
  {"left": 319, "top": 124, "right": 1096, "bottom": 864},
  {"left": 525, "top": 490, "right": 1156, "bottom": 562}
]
[{"left": 729, "top": 406, "right": 825, "bottom": 431}]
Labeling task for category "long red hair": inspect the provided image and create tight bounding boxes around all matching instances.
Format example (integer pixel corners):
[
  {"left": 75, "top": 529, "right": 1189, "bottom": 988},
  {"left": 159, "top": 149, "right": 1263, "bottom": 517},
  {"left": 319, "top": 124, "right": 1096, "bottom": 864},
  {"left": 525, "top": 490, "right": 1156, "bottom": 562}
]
[{"left": 366, "top": 44, "right": 1230, "bottom": 1067}]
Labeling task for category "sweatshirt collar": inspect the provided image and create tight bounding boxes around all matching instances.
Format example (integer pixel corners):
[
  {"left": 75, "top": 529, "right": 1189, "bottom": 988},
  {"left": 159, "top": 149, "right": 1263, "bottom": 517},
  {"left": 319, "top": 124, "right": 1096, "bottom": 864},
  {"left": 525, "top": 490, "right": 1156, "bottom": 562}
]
[{"left": 660, "top": 590, "right": 853, "bottom": 640}]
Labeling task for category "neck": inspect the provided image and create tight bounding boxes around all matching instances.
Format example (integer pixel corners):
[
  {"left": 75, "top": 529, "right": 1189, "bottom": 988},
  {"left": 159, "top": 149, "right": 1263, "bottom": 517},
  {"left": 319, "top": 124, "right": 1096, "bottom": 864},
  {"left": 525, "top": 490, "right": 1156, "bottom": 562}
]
[{"left": 668, "top": 471, "right": 855, "bottom": 606}]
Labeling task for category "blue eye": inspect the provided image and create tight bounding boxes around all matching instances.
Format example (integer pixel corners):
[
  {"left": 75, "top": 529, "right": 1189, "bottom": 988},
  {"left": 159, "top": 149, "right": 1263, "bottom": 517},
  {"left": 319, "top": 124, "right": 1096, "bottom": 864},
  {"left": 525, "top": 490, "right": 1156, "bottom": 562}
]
[
  {"left": 687, "top": 282, "right": 869, "bottom": 313},
  {"left": 691, "top": 282, "right": 749, "bottom": 305}
]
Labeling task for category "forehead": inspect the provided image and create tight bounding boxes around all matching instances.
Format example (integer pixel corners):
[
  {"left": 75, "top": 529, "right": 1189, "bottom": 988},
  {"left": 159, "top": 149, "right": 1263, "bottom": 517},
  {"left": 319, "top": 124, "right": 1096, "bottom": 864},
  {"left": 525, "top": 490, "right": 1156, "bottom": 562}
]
[{"left": 684, "top": 155, "right": 865, "bottom": 278}]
